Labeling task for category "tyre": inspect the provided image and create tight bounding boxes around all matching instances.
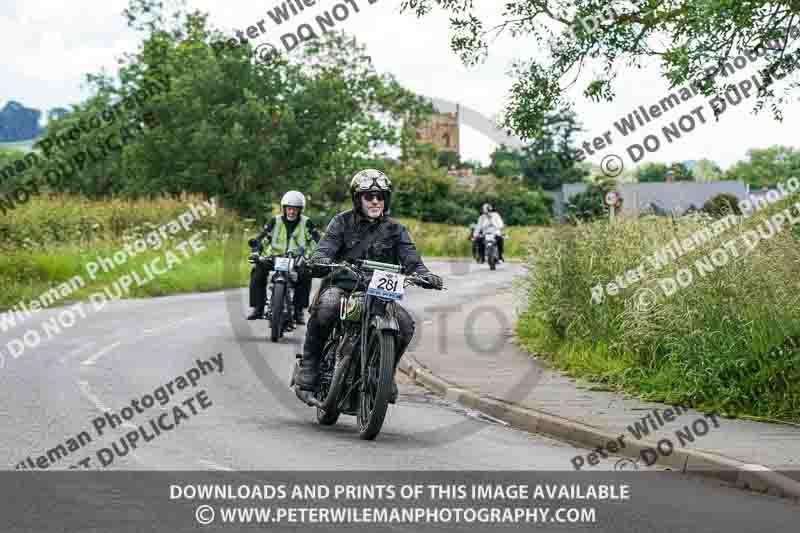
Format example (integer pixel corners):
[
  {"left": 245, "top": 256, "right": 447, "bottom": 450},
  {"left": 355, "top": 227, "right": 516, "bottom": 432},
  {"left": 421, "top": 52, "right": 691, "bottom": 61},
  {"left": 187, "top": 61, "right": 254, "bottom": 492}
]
[
  {"left": 316, "top": 339, "right": 341, "bottom": 426},
  {"left": 270, "top": 282, "right": 286, "bottom": 342},
  {"left": 488, "top": 249, "right": 497, "bottom": 270},
  {"left": 357, "top": 330, "right": 395, "bottom": 440}
]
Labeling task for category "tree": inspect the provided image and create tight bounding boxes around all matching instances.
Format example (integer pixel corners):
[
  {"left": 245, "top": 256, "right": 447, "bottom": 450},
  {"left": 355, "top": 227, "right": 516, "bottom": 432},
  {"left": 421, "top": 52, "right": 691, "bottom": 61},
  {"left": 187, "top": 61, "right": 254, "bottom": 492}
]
[
  {"left": 725, "top": 146, "right": 800, "bottom": 189},
  {"left": 488, "top": 145, "right": 523, "bottom": 178},
  {"left": 692, "top": 159, "right": 723, "bottom": 182},
  {"left": 437, "top": 150, "right": 460, "bottom": 169},
  {"left": 668, "top": 162, "right": 693, "bottom": 182},
  {"left": 400, "top": 1, "right": 800, "bottom": 140},
  {"left": 703, "top": 193, "right": 741, "bottom": 217},
  {"left": 29, "top": 0, "right": 433, "bottom": 217},
  {"left": 520, "top": 109, "right": 587, "bottom": 190},
  {"left": 565, "top": 178, "right": 619, "bottom": 223},
  {"left": 634, "top": 162, "right": 668, "bottom": 183},
  {"left": 460, "top": 159, "right": 484, "bottom": 172}
]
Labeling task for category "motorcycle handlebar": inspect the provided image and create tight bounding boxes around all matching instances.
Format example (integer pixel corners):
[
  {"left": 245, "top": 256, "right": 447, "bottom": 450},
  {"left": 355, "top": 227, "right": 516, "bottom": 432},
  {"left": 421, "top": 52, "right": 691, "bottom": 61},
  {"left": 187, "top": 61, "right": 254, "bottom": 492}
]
[{"left": 308, "top": 261, "right": 444, "bottom": 290}]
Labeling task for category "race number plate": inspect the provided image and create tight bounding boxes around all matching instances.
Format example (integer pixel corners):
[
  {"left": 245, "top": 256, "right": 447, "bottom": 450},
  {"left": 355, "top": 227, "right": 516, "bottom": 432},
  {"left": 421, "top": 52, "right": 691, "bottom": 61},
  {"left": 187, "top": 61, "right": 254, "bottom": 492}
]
[
  {"left": 273, "top": 257, "right": 291, "bottom": 272},
  {"left": 367, "top": 271, "right": 405, "bottom": 300}
]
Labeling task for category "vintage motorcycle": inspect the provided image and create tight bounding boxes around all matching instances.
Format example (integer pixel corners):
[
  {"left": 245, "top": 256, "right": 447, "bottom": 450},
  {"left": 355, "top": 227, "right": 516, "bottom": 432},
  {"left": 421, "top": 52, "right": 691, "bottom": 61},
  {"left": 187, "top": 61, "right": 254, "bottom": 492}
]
[
  {"left": 290, "top": 259, "right": 443, "bottom": 440},
  {"left": 483, "top": 229, "right": 499, "bottom": 270},
  {"left": 250, "top": 244, "right": 307, "bottom": 342}
]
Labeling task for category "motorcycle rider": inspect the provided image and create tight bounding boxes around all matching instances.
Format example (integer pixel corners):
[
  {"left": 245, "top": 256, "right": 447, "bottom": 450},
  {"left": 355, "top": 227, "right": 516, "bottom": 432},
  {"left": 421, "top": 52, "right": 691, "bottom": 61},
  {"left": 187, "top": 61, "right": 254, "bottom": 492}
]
[
  {"left": 247, "top": 191, "right": 321, "bottom": 324},
  {"left": 476, "top": 202, "right": 505, "bottom": 262},
  {"left": 294, "top": 169, "right": 443, "bottom": 405}
]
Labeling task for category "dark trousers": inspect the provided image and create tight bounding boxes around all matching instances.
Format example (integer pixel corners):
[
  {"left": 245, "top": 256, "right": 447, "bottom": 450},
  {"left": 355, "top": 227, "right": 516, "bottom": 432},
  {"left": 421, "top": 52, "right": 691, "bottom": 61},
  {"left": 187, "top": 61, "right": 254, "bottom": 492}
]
[
  {"left": 249, "top": 263, "right": 312, "bottom": 311},
  {"left": 476, "top": 237, "right": 485, "bottom": 260},
  {"left": 297, "top": 287, "right": 415, "bottom": 389}
]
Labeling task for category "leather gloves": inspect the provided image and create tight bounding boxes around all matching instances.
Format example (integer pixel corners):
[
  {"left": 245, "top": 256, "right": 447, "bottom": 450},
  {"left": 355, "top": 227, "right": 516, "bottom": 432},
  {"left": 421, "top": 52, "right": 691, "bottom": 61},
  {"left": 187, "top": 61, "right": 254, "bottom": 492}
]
[{"left": 419, "top": 272, "right": 443, "bottom": 290}]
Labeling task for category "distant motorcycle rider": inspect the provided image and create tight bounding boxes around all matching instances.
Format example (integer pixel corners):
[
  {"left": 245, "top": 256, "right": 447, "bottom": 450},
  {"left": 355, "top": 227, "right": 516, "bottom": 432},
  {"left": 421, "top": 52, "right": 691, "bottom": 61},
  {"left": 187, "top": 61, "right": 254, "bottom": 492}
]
[
  {"left": 247, "top": 191, "right": 321, "bottom": 324},
  {"left": 476, "top": 203, "right": 505, "bottom": 262},
  {"left": 294, "top": 169, "right": 443, "bottom": 405}
]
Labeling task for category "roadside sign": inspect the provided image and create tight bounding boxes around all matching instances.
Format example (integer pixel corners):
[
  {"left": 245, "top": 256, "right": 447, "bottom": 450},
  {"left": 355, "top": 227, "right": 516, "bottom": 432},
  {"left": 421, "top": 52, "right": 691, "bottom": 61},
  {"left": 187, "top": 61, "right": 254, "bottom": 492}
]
[{"left": 604, "top": 191, "right": 619, "bottom": 207}]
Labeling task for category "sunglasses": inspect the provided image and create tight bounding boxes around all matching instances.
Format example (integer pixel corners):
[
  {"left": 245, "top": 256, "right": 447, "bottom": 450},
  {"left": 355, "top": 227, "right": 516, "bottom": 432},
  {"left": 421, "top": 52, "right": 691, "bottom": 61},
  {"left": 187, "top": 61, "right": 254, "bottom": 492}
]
[{"left": 361, "top": 192, "right": 385, "bottom": 202}]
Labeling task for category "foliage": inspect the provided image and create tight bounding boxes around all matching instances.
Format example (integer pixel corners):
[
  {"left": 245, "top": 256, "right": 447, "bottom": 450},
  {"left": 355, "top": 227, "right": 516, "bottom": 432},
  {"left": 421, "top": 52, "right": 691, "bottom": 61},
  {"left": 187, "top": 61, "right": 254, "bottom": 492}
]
[
  {"left": 0, "top": 194, "right": 249, "bottom": 309},
  {"left": 20, "top": 0, "right": 433, "bottom": 219},
  {"left": 0, "top": 147, "right": 22, "bottom": 170},
  {"left": 725, "top": 145, "right": 800, "bottom": 189},
  {"left": 635, "top": 162, "right": 669, "bottom": 183},
  {"left": 488, "top": 110, "right": 588, "bottom": 190},
  {"left": 489, "top": 145, "right": 524, "bottom": 179},
  {"left": 564, "top": 179, "right": 618, "bottom": 223},
  {"left": 702, "top": 192, "right": 742, "bottom": 217},
  {"left": 517, "top": 198, "right": 800, "bottom": 422},
  {"left": 399, "top": 217, "right": 536, "bottom": 258},
  {"left": 387, "top": 157, "right": 553, "bottom": 226},
  {"left": 692, "top": 158, "right": 723, "bottom": 182},
  {"left": 399, "top": 1, "right": 800, "bottom": 140},
  {"left": 0, "top": 193, "right": 538, "bottom": 310},
  {"left": 635, "top": 161, "right": 693, "bottom": 182},
  {"left": 668, "top": 162, "right": 693, "bottom": 182},
  {"left": 522, "top": 109, "right": 588, "bottom": 190},
  {"left": 437, "top": 150, "right": 460, "bottom": 169}
]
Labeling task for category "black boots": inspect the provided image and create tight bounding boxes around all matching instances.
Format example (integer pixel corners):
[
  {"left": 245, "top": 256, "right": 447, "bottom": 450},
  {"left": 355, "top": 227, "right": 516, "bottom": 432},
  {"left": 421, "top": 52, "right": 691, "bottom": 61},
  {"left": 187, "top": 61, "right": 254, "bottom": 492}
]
[{"left": 247, "top": 307, "right": 264, "bottom": 320}]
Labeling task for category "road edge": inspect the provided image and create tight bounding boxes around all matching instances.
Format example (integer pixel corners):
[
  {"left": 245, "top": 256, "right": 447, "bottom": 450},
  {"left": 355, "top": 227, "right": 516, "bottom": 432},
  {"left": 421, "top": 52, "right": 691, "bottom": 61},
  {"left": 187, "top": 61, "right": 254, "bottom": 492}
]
[{"left": 397, "top": 355, "right": 800, "bottom": 504}]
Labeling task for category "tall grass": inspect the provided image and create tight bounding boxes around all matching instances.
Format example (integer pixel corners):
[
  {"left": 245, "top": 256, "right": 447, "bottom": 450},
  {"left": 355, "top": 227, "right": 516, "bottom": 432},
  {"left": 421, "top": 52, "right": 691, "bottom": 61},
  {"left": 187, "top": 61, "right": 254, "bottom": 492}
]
[
  {"left": 517, "top": 201, "right": 800, "bottom": 422},
  {"left": 0, "top": 196, "right": 534, "bottom": 312},
  {"left": 398, "top": 218, "right": 532, "bottom": 258},
  {"left": 0, "top": 194, "right": 253, "bottom": 310}
]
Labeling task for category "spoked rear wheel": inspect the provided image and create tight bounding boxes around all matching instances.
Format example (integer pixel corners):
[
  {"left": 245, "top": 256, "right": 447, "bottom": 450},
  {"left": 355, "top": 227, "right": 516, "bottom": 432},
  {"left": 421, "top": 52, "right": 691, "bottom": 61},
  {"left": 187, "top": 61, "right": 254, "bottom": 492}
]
[{"left": 357, "top": 329, "right": 395, "bottom": 440}]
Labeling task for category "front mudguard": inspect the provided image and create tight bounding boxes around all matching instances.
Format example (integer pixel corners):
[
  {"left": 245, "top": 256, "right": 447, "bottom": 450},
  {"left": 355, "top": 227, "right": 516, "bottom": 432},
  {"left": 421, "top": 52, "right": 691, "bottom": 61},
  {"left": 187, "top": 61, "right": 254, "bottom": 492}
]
[{"left": 370, "top": 313, "right": 399, "bottom": 333}]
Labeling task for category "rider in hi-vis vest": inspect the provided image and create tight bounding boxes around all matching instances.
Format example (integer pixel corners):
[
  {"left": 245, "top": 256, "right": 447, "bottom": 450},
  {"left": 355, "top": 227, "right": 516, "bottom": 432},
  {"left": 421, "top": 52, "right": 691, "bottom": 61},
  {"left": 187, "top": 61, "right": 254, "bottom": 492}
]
[
  {"left": 267, "top": 214, "right": 315, "bottom": 256},
  {"left": 247, "top": 191, "right": 321, "bottom": 323}
]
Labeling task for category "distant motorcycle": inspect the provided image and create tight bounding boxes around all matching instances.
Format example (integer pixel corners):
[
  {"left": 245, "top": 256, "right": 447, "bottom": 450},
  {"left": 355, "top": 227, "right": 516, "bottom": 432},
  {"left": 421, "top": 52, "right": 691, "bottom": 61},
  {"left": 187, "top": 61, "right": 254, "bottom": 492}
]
[
  {"left": 484, "top": 229, "right": 499, "bottom": 270},
  {"left": 291, "top": 259, "right": 443, "bottom": 440},
  {"left": 250, "top": 244, "right": 307, "bottom": 342}
]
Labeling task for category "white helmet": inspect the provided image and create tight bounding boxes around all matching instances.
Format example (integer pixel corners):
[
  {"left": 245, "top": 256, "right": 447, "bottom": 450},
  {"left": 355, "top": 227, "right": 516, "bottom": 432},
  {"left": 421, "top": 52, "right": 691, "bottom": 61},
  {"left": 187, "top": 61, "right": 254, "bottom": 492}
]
[{"left": 281, "top": 190, "right": 306, "bottom": 209}]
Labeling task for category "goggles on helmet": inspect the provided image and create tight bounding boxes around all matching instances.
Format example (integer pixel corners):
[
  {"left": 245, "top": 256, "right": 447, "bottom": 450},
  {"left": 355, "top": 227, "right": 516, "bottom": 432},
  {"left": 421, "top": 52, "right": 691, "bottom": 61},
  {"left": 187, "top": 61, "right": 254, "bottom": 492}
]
[{"left": 353, "top": 174, "right": 391, "bottom": 191}]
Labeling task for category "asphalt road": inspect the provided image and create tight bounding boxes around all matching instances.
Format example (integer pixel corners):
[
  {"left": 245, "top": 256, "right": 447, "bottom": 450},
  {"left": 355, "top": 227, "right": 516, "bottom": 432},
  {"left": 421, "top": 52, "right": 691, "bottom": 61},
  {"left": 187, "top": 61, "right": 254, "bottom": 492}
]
[{"left": 0, "top": 260, "right": 797, "bottom": 531}]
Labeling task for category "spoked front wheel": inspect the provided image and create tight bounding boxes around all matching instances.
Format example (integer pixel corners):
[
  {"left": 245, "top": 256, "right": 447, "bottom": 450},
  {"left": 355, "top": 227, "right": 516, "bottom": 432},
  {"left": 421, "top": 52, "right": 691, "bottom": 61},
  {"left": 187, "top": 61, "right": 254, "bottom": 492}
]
[
  {"left": 270, "top": 283, "right": 286, "bottom": 342},
  {"left": 357, "top": 329, "right": 395, "bottom": 440},
  {"left": 316, "top": 340, "right": 341, "bottom": 426}
]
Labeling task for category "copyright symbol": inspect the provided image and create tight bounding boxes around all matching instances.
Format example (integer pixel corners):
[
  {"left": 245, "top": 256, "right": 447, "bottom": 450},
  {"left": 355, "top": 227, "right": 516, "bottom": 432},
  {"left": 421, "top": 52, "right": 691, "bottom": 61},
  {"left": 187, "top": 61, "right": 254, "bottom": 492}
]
[
  {"left": 254, "top": 43, "right": 280, "bottom": 64},
  {"left": 601, "top": 154, "right": 624, "bottom": 177},
  {"left": 614, "top": 457, "right": 640, "bottom": 471},
  {"left": 195, "top": 505, "right": 215, "bottom": 525},
  {"left": 634, "top": 288, "right": 657, "bottom": 312}
]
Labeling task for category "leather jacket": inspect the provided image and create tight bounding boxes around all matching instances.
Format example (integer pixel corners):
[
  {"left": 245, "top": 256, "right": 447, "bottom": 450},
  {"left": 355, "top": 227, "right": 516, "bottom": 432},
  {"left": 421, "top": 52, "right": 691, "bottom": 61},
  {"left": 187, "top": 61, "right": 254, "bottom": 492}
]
[{"left": 310, "top": 210, "right": 430, "bottom": 288}]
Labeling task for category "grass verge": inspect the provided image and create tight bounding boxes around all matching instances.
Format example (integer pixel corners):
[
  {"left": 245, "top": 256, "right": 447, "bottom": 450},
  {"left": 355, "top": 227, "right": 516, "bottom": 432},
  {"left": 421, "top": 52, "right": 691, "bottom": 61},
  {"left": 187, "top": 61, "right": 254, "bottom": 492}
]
[{"left": 516, "top": 203, "right": 800, "bottom": 423}]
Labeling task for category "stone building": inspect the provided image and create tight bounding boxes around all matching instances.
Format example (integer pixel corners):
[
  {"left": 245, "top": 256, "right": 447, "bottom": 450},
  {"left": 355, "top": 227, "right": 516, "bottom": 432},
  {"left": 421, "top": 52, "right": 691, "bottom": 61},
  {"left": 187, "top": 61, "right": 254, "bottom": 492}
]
[{"left": 415, "top": 105, "right": 460, "bottom": 154}]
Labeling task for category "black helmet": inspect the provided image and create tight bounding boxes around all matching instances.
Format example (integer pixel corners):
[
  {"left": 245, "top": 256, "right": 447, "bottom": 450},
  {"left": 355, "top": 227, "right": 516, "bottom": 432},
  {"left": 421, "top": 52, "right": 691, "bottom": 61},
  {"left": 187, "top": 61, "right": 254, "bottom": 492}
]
[{"left": 349, "top": 169, "right": 392, "bottom": 215}]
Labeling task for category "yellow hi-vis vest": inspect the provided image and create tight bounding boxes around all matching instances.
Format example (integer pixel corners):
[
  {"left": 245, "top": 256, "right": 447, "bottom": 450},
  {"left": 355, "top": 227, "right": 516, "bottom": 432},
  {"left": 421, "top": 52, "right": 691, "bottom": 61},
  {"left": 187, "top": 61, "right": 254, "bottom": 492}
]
[{"left": 268, "top": 215, "right": 312, "bottom": 255}]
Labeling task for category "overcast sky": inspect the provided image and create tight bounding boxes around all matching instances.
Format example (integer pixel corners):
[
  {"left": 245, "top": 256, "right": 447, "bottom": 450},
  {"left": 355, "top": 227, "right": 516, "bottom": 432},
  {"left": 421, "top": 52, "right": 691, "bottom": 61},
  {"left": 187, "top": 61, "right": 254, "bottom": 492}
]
[{"left": 2, "top": 0, "right": 798, "bottom": 169}]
